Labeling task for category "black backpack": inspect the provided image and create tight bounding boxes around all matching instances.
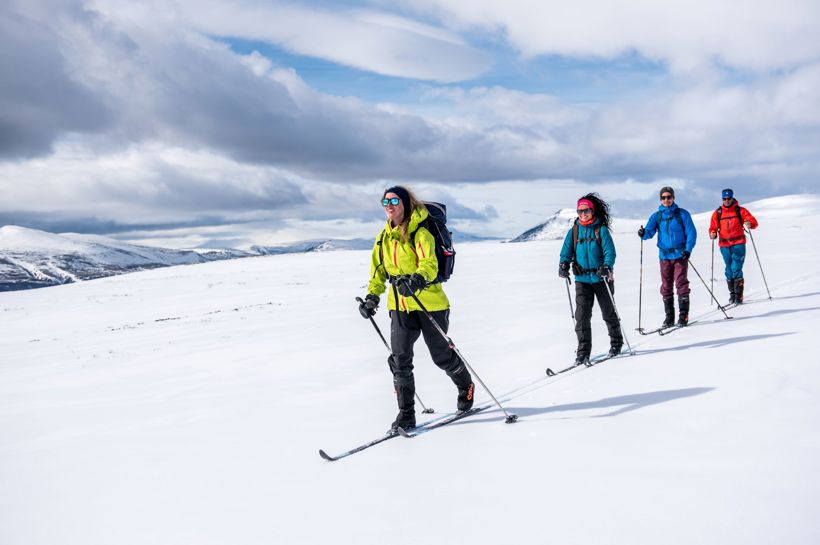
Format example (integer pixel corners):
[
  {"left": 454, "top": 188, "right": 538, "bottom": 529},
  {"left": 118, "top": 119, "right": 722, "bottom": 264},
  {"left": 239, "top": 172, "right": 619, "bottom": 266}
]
[
  {"left": 413, "top": 202, "right": 455, "bottom": 284},
  {"left": 377, "top": 202, "right": 455, "bottom": 284}
]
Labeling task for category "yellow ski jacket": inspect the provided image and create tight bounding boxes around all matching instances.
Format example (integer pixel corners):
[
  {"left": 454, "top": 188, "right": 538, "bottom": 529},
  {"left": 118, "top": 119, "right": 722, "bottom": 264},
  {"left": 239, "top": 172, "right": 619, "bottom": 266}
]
[{"left": 367, "top": 207, "right": 449, "bottom": 312}]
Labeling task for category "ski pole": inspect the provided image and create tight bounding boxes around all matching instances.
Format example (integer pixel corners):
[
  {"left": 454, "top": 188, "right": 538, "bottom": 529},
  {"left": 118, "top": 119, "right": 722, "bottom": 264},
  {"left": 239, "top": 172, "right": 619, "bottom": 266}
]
[
  {"left": 711, "top": 238, "right": 715, "bottom": 306},
  {"left": 636, "top": 237, "right": 644, "bottom": 331},
  {"left": 564, "top": 276, "right": 575, "bottom": 323},
  {"left": 404, "top": 291, "right": 518, "bottom": 424},
  {"left": 687, "top": 262, "right": 732, "bottom": 319},
  {"left": 745, "top": 228, "right": 772, "bottom": 300},
  {"left": 600, "top": 277, "right": 635, "bottom": 355},
  {"left": 355, "top": 297, "right": 434, "bottom": 414}
]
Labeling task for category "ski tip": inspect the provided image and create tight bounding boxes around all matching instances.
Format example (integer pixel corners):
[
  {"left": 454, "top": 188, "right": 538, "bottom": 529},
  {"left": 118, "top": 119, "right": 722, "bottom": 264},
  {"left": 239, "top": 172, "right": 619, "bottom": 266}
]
[
  {"left": 319, "top": 449, "right": 336, "bottom": 462},
  {"left": 546, "top": 368, "right": 555, "bottom": 376}
]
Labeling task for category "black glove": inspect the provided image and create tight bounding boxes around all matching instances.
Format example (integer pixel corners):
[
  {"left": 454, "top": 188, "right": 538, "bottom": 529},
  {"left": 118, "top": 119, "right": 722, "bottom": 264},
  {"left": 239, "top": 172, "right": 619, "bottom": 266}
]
[
  {"left": 558, "top": 262, "right": 570, "bottom": 278},
  {"left": 597, "top": 264, "right": 612, "bottom": 279},
  {"left": 396, "top": 273, "right": 426, "bottom": 297},
  {"left": 681, "top": 251, "right": 690, "bottom": 261},
  {"left": 359, "top": 294, "right": 379, "bottom": 319},
  {"left": 637, "top": 226, "right": 645, "bottom": 238}
]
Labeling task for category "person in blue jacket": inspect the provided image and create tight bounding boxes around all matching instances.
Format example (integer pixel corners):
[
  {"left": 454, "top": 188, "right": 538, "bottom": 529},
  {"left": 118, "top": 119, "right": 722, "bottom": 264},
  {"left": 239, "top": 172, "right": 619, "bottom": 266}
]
[
  {"left": 559, "top": 193, "right": 623, "bottom": 365},
  {"left": 638, "top": 186, "right": 697, "bottom": 327}
]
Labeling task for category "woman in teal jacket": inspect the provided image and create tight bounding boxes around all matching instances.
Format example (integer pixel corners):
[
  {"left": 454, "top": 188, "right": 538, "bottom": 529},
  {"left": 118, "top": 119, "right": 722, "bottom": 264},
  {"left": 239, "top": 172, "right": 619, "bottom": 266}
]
[{"left": 558, "top": 193, "right": 623, "bottom": 365}]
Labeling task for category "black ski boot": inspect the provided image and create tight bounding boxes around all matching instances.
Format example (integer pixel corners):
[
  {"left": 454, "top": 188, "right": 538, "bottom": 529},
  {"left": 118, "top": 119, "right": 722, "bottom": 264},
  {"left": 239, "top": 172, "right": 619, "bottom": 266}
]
[
  {"left": 727, "top": 280, "right": 737, "bottom": 305},
  {"left": 608, "top": 345, "right": 622, "bottom": 358},
  {"left": 457, "top": 382, "right": 475, "bottom": 412},
  {"left": 391, "top": 377, "right": 416, "bottom": 430},
  {"left": 662, "top": 297, "right": 675, "bottom": 328},
  {"left": 677, "top": 296, "right": 690, "bottom": 327},
  {"left": 575, "top": 353, "right": 591, "bottom": 366},
  {"left": 391, "top": 410, "right": 416, "bottom": 431},
  {"left": 735, "top": 278, "right": 744, "bottom": 304}
]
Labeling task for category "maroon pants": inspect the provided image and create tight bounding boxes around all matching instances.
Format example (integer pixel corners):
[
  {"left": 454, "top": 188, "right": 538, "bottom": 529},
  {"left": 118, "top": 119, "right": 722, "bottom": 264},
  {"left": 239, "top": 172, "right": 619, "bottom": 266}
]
[{"left": 659, "top": 258, "right": 690, "bottom": 298}]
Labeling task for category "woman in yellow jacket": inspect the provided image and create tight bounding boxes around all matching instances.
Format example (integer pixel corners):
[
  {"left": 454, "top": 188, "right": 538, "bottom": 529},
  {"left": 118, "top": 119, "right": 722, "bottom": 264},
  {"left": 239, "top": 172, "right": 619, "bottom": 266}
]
[{"left": 359, "top": 186, "right": 473, "bottom": 431}]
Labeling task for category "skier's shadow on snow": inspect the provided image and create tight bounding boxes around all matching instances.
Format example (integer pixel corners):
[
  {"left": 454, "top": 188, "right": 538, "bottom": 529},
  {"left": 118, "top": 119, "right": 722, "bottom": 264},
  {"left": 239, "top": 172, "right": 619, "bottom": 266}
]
[
  {"left": 637, "top": 331, "right": 795, "bottom": 354},
  {"left": 726, "top": 306, "right": 820, "bottom": 322},
  {"left": 505, "top": 387, "right": 715, "bottom": 420}
]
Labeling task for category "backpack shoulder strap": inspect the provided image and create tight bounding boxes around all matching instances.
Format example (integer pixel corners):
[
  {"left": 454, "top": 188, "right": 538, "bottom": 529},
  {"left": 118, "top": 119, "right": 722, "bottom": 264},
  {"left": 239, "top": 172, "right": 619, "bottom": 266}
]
[{"left": 571, "top": 221, "right": 579, "bottom": 262}]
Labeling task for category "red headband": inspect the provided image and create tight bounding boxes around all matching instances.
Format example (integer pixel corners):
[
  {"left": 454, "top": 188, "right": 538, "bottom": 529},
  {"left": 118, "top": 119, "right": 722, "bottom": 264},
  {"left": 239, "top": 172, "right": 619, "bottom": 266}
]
[{"left": 577, "top": 199, "right": 594, "bottom": 211}]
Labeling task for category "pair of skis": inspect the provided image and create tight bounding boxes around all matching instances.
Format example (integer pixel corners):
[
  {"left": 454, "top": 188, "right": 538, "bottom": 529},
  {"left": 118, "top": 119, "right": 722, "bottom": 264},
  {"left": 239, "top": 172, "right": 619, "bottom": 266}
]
[
  {"left": 637, "top": 320, "right": 699, "bottom": 336},
  {"left": 319, "top": 405, "right": 487, "bottom": 462}
]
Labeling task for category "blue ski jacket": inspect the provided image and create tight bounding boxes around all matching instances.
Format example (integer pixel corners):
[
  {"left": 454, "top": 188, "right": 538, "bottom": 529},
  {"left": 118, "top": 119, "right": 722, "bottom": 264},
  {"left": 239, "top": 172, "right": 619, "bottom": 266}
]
[
  {"left": 641, "top": 203, "right": 697, "bottom": 261},
  {"left": 559, "top": 219, "right": 616, "bottom": 284}
]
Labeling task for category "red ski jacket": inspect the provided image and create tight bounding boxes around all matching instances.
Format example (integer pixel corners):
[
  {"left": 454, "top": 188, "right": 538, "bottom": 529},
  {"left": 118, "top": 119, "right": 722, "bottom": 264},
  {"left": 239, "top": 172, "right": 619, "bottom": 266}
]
[{"left": 708, "top": 200, "right": 758, "bottom": 248}]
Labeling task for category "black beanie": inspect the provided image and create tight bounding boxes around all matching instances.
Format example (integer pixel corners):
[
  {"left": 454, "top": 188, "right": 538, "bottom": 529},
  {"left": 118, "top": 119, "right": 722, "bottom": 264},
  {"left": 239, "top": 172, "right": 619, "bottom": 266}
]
[
  {"left": 384, "top": 186, "right": 411, "bottom": 220},
  {"left": 659, "top": 186, "right": 675, "bottom": 198}
]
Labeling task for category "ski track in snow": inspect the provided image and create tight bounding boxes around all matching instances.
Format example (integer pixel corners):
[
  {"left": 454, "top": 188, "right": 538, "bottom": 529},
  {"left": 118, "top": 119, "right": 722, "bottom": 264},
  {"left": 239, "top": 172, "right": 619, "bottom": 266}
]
[{"left": 1, "top": 195, "right": 819, "bottom": 545}]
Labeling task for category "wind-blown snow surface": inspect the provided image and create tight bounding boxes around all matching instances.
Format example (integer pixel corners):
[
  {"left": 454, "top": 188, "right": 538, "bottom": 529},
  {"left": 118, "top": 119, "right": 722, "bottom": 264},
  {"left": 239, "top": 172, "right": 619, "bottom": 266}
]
[{"left": 1, "top": 195, "right": 819, "bottom": 545}]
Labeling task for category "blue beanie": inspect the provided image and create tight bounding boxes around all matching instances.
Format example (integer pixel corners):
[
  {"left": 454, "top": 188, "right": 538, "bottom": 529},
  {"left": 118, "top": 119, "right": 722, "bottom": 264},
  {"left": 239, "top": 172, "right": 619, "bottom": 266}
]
[{"left": 722, "top": 188, "right": 734, "bottom": 199}]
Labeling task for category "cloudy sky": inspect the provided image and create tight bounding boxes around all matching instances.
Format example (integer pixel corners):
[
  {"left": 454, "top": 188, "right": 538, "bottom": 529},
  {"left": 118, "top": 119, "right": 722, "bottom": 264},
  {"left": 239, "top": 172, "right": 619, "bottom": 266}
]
[{"left": 2, "top": 0, "right": 819, "bottom": 248}]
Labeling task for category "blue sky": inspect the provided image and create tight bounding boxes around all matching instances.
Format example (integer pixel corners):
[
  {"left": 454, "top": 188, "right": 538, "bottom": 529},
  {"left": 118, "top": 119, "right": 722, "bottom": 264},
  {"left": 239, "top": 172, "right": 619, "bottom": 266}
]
[{"left": 1, "top": 0, "right": 819, "bottom": 248}]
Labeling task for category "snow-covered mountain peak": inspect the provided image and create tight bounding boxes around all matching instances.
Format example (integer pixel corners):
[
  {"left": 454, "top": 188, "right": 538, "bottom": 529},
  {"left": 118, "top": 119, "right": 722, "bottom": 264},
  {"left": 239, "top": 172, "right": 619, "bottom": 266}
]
[{"left": 508, "top": 208, "right": 576, "bottom": 242}]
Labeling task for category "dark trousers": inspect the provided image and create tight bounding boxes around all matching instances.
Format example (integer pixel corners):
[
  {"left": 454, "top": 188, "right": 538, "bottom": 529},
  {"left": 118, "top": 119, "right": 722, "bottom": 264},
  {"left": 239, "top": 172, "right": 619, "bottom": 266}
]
[
  {"left": 574, "top": 280, "right": 623, "bottom": 358},
  {"left": 389, "top": 310, "right": 470, "bottom": 411},
  {"left": 659, "top": 258, "right": 690, "bottom": 298}
]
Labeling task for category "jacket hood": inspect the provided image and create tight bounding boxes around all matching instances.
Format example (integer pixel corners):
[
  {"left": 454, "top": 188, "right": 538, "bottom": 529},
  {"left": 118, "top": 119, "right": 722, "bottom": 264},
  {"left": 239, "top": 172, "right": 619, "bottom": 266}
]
[
  {"left": 658, "top": 202, "right": 680, "bottom": 215},
  {"left": 383, "top": 206, "right": 429, "bottom": 238}
]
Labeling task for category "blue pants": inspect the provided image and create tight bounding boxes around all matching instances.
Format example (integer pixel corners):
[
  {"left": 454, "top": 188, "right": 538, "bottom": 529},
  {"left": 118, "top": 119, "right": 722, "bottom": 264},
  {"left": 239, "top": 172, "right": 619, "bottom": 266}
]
[{"left": 720, "top": 244, "right": 746, "bottom": 280}]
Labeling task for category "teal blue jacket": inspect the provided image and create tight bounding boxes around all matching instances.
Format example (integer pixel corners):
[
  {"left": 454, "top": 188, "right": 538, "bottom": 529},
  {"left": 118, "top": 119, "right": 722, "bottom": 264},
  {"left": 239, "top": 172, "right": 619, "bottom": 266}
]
[{"left": 559, "top": 219, "right": 616, "bottom": 284}]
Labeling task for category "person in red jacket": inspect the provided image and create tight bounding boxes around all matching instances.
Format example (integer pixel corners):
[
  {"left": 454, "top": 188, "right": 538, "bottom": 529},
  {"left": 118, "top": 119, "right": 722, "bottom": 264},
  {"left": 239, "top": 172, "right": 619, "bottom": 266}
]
[{"left": 708, "top": 189, "right": 759, "bottom": 304}]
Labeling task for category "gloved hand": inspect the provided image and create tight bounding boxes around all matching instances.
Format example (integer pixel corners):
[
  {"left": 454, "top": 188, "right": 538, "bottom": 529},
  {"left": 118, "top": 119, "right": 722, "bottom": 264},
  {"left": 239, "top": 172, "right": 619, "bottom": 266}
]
[
  {"left": 396, "top": 273, "right": 427, "bottom": 297},
  {"left": 558, "top": 262, "right": 570, "bottom": 279},
  {"left": 681, "top": 251, "right": 690, "bottom": 261},
  {"left": 596, "top": 264, "right": 612, "bottom": 279},
  {"left": 709, "top": 231, "right": 717, "bottom": 240},
  {"left": 743, "top": 221, "right": 752, "bottom": 229},
  {"left": 637, "top": 226, "right": 645, "bottom": 238},
  {"left": 359, "top": 294, "right": 379, "bottom": 319}
]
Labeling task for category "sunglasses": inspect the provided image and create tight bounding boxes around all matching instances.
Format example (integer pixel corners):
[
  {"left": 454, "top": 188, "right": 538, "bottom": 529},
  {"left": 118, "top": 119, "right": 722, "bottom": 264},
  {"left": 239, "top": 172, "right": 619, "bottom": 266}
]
[
  {"left": 723, "top": 197, "right": 733, "bottom": 201},
  {"left": 577, "top": 208, "right": 593, "bottom": 215},
  {"left": 660, "top": 195, "right": 674, "bottom": 201},
  {"left": 382, "top": 197, "right": 401, "bottom": 207}
]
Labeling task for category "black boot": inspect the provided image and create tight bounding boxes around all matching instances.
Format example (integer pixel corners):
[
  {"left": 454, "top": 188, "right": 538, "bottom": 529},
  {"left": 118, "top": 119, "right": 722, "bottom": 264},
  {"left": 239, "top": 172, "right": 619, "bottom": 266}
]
[
  {"left": 391, "top": 410, "right": 416, "bottom": 430},
  {"left": 391, "top": 378, "right": 416, "bottom": 430},
  {"left": 608, "top": 345, "right": 622, "bottom": 358},
  {"left": 457, "top": 382, "right": 474, "bottom": 412},
  {"left": 450, "top": 366, "right": 474, "bottom": 411},
  {"left": 727, "top": 280, "right": 736, "bottom": 305},
  {"left": 734, "top": 278, "right": 744, "bottom": 304},
  {"left": 662, "top": 297, "right": 675, "bottom": 328},
  {"left": 575, "top": 353, "right": 590, "bottom": 366},
  {"left": 677, "top": 296, "right": 690, "bottom": 327}
]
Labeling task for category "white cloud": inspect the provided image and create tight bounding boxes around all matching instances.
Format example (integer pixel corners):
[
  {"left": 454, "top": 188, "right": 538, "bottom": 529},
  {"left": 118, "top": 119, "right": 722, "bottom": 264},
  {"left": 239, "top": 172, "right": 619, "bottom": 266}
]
[
  {"left": 394, "top": 0, "right": 820, "bottom": 73},
  {"left": 92, "top": 0, "right": 490, "bottom": 82}
]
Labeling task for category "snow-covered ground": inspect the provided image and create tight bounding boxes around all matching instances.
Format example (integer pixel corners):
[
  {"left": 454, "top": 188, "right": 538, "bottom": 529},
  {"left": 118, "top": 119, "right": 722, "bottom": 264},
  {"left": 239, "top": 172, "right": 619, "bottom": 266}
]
[{"left": 1, "top": 195, "right": 819, "bottom": 545}]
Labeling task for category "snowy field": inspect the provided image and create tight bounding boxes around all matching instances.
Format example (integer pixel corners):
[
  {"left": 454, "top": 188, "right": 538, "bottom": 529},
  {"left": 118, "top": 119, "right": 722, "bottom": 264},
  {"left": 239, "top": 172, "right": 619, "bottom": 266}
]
[{"left": 2, "top": 195, "right": 819, "bottom": 545}]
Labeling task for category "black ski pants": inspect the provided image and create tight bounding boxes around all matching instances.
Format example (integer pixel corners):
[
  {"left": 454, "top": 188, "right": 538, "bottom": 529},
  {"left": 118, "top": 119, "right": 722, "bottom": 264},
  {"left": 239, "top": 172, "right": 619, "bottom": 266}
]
[
  {"left": 389, "top": 309, "right": 471, "bottom": 412},
  {"left": 574, "top": 279, "right": 623, "bottom": 358}
]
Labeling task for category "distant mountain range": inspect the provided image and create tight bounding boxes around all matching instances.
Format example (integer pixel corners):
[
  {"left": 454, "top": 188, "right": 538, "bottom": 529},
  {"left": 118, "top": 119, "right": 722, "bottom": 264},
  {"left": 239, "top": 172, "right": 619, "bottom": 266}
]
[
  {"left": 0, "top": 216, "right": 573, "bottom": 292},
  {"left": 507, "top": 209, "right": 576, "bottom": 242},
  {"left": 0, "top": 225, "right": 505, "bottom": 292}
]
